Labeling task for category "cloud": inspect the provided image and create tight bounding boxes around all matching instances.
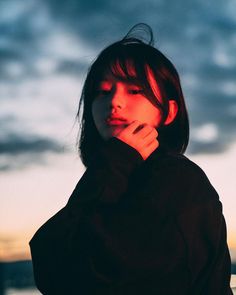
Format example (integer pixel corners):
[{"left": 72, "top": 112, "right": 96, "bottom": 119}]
[
  {"left": 0, "top": 134, "right": 63, "bottom": 155},
  {"left": 0, "top": 0, "right": 236, "bottom": 161},
  {"left": 56, "top": 59, "right": 88, "bottom": 76},
  {"left": 188, "top": 140, "right": 226, "bottom": 155},
  {"left": 0, "top": 132, "right": 67, "bottom": 171}
]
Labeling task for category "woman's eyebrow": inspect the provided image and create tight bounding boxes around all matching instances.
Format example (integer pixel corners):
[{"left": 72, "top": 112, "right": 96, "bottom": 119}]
[{"left": 98, "top": 80, "right": 111, "bottom": 85}]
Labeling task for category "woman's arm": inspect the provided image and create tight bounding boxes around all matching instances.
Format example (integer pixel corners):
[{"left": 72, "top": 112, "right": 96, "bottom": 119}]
[
  {"left": 29, "top": 137, "right": 144, "bottom": 293},
  {"left": 67, "top": 137, "right": 143, "bottom": 207},
  {"left": 176, "top": 169, "right": 233, "bottom": 295}
]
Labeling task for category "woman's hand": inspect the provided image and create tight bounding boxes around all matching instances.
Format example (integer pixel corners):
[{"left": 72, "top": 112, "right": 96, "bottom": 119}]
[{"left": 115, "top": 120, "right": 159, "bottom": 160}]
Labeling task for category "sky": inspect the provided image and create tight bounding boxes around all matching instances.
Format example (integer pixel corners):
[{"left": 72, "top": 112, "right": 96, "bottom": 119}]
[{"left": 0, "top": 0, "right": 236, "bottom": 262}]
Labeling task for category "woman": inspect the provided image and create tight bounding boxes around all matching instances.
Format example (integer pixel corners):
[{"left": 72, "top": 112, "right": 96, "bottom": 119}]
[{"left": 29, "top": 23, "right": 233, "bottom": 294}]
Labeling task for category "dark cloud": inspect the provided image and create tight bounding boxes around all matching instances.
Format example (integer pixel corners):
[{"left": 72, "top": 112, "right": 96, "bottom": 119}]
[
  {"left": 187, "top": 140, "right": 226, "bottom": 155},
  {"left": 0, "top": 132, "right": 69, "bottom": 171},
  {"left": 0, "top": 134, "right": 64, "bottom": 155},
  {"left": 56, "top": 59, "right": 88, "bottom": 75},
  {"left": 195, "top": 64, "right": 236, "bottom": 82},
  {"left": 0, "top": 47, "right": 21, "bottom": 62}
]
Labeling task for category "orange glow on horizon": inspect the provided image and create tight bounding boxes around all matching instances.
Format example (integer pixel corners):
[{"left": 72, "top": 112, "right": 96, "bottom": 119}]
[{"left": 0, "top": 230, "right": 236, "bottom": 263}]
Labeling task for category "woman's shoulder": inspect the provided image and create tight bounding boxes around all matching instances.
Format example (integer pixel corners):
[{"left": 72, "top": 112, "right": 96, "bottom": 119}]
[
  {"left": 148, "top": 151, "right": 220, "bottom": 209},
  {"left": 150, "top": 150, "right": 207, "bottom": 178},
  {"left": 168, "top": 153, "right": 206, "bottom": 176},
  {"left": 170, "top": 152, "right": 216, "bottom": 189}
]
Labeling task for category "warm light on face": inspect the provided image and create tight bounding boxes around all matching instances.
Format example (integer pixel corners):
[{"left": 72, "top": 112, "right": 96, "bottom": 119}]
[{"left": 91, "top": 64, "right": 164, "bottom": 140}]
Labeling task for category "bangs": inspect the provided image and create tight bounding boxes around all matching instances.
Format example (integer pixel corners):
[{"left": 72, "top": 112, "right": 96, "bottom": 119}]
[
  {"left": 110, "top": 59, "right": 138, "bottom": 82},
  {"left": 97, "top": 57, "right": 145, "bottom": 88}
]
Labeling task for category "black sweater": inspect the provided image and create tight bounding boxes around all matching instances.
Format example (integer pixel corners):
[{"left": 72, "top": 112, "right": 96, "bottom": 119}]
[{"left": 29, "top": 138, "right": 233, "bottom": 295}]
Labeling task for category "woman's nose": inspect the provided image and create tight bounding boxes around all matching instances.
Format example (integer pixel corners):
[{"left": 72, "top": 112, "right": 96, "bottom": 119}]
[{"left": 109, "top": 87, "right": 126, "bottom": 109}]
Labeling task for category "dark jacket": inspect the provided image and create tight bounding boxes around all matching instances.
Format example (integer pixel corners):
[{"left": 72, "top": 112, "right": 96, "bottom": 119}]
[{"left": 29, "top": 138, "right": 233, "bottom": 294}]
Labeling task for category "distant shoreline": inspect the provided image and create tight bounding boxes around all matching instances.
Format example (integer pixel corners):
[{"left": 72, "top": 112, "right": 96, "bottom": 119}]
[{"left": 1, "top": 260, "right": 236, "bottom": 294}]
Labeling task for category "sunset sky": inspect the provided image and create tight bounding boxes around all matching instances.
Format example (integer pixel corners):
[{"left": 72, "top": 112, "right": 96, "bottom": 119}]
[{"left": 0, "top": 0, "right": 236, "bottom": 262}]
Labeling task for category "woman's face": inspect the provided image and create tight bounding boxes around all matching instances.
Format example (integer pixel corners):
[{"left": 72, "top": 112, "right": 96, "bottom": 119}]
[{"left": 92, "top": 69, "right": 164, "bottom": 140}]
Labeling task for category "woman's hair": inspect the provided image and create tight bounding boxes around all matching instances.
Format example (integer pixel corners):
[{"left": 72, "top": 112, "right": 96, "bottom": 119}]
[{"left": 76, "top": 23, "right": 189, "bottom": 167}]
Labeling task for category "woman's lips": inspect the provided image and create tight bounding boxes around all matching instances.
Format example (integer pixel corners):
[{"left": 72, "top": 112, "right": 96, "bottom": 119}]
[
  {"left": 105, "top": 117, "right": 128, "bottom": 126},
  {"left": 107, "top": 120, "right": 127, "bottom": 126}
]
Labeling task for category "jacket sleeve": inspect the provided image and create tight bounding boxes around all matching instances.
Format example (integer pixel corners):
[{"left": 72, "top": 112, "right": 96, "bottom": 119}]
[
  {"left": 67, "top": 137, "right": 143, "bottom": 206},
  {"left": 29, "top": 137, "right": 144, "bottom": 294},
  {"left": 175, "top": 165, "right": 233, "bottom": 295}
]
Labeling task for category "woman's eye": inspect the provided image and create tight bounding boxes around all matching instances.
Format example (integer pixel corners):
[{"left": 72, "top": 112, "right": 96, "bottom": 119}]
[{"left": 129, "top": 89, "right": 144, "bottom": 95}]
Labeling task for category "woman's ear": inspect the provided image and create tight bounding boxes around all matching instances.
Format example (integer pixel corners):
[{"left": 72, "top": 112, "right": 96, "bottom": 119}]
[{"left": 164, "top": 100, "right": 178, "bottom": 125}]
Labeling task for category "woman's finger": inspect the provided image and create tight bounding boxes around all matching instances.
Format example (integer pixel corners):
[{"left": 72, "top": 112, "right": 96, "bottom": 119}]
[
  {"left": 136, "top": 125, "right": 158, "bottom": 140},
  {"left": 143, "top": 128, "right": 158, "bottom": 143},
  {"left": 140, "top": 139, "right": 159, "bottom": 160},
  {"left": 123, "top": 121, "right": 142, "bottom": 134}
]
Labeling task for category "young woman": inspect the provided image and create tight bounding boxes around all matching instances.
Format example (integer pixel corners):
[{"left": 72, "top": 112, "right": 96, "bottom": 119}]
[{"left": 29, "top": 24, "right": 233, "bottom": 294}]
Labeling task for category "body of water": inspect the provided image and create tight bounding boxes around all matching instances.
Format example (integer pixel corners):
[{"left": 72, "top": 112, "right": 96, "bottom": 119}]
[{"left": 6, "top": 288, "right": 40, "bottom": 295}]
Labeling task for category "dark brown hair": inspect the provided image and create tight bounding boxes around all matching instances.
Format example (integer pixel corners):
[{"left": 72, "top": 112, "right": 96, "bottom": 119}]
[{"left": 76, "top": 23, "right": 189, "bottom": 167}]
